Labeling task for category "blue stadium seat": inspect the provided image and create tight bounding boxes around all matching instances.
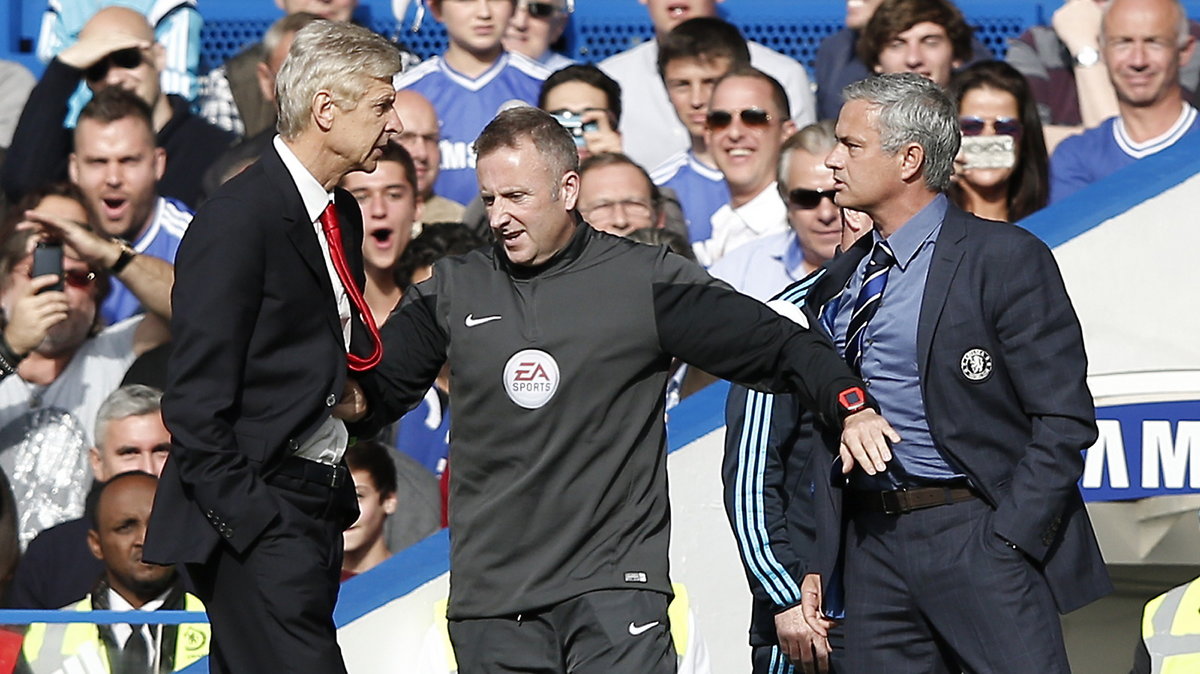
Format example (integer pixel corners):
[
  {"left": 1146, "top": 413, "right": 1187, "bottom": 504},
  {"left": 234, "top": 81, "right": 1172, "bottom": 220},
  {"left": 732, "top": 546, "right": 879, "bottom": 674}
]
[{"left": 3, "top": 1, "right": 1200, "bottom": 80}]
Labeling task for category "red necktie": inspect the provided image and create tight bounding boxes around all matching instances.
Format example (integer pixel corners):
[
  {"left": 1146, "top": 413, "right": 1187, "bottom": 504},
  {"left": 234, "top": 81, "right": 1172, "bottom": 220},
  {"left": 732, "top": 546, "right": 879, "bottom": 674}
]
[{"left": 319, "top": 203, "right": 383, "bottom": 371}]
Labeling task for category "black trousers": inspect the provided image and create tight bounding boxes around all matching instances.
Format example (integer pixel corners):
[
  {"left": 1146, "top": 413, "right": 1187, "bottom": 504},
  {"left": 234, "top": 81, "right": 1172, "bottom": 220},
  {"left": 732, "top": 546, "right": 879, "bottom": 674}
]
[
  {"left": 843, "top": 497, "right": 1069, "bottom": 673},
  {"left": 448, "top": 589, "right": 677, "bottom": 674},
  {"left": 187, "top": 467, "right": 356, "bottom": 674}
]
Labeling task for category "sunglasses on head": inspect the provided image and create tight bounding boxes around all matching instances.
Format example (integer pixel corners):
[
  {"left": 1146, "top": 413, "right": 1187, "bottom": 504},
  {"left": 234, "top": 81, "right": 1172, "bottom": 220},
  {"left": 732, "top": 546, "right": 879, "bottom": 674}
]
[
  {"left": 706, "top": 108, "right": 772, "bottom": 130},
  {"left": 959, "top": 116, "right": 1022, "bottom": 138},
  {"left": 788, "top": 188, "right": 837, "bottom": 210},
  {"left": 84, "top": 48, "right": 145, "bottom": 82}
]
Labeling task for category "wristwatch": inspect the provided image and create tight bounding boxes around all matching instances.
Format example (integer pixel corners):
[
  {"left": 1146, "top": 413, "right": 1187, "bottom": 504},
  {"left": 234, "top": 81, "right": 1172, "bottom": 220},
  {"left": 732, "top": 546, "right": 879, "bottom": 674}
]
[
  {"left": 1074, "top": 46, "right": 1100, "bottom": 68},
  {"left": 109, "top": 239, "right": 137, "bottom": 274},
  {"left": 837, "top": 386, "right": 869, "bottom": 416}
]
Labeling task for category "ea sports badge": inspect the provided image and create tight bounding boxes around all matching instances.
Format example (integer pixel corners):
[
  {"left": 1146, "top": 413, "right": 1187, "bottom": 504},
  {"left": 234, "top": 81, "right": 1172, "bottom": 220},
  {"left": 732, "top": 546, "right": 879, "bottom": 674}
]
[
  {"left": 503, "top": 349, "right": 560, "bottom": 409},
  {"left": 960, "top": 348, "right": 992, "bottom": 382}
]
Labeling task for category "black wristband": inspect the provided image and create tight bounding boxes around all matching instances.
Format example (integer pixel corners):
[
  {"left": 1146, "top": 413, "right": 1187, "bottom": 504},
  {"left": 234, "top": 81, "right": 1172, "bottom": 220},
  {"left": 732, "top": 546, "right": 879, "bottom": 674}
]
[
  {"left": 0, "top": 332, "right": 25, "bottom": 377},
  {"left": 110, "top": 240, "right": 137, "bottom": 274}
]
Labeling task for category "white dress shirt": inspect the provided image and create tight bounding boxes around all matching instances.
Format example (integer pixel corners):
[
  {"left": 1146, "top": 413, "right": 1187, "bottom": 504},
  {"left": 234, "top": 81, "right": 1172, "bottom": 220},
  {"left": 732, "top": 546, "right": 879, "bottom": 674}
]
[
  {"left": 108, "top": 586, "right": 170, "bottom": 667},
  {"left": 693, "top": 182, "right": 789, "bottom": 267},
  {"left": 273, "top": 136, "right": 351, "bottom": 465}
]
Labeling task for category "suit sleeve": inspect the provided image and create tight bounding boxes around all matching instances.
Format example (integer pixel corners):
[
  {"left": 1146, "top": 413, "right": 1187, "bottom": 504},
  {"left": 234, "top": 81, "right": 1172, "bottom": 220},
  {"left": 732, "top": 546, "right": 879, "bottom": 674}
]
[
  {"left": 349, "top": 275, "right": 449, "bottom": 439},
  {"left": 160, "top": 195, "right": 279, "bottom": 554},
  {"left": 988, "top": 234, "right": 1098, "bottom": 561},
  {"left": 722, "top": 384, "right": 807, "bottom": 614},
  {"left": 1, "top": 59, "right": 77, "bottom": 202},
  {"left": 651, "top": 250, "right": 866, "bottom": 430}
]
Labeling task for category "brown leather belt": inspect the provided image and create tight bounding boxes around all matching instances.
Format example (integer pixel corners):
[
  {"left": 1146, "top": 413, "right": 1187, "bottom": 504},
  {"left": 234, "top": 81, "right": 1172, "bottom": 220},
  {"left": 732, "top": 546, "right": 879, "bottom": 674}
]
[{"left": 849, "top": 485, "right": 977, "bottom": 515}]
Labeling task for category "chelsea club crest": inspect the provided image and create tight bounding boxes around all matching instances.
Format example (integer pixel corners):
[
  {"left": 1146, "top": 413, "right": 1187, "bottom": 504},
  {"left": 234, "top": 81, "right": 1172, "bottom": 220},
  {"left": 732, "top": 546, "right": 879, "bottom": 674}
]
[{"left": 960, "top": 348, "right": 993, "bottom": 382}]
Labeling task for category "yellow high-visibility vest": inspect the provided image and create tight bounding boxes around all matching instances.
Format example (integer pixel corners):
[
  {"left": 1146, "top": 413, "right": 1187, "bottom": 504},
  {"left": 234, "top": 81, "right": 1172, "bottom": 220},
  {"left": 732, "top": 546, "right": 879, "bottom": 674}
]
[
  {"left": 22, "top": 593, "right": 209, "bottom": 673},
  {"left": 1141, "top": 578, "right": 1200, "bottom": 674}
]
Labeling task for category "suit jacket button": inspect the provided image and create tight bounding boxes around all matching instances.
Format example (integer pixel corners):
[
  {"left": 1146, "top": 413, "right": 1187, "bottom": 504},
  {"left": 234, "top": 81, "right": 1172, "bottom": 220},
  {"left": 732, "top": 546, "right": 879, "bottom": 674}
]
[
  {"left": 326, "top": 394, "right": 336, "bottom": 407},
  {"left": 288, "top": 439, "right": 299, "bottom": 450}
]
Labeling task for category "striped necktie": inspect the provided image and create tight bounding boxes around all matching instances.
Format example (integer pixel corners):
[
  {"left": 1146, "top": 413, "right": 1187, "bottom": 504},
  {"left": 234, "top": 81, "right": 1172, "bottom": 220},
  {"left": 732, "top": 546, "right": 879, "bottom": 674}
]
[{"left": 844, "top": 241, "right": 896, "bottom": 375}]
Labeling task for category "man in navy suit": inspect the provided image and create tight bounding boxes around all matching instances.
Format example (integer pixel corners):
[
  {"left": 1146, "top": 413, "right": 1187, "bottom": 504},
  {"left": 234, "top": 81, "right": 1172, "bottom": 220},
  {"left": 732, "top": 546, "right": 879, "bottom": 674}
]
[
  {"left": 785, "top": 73, "right": 1112, "bottom": 673},
  {"left": 143, "top": 21, "right": 402, "bottom": 674}
]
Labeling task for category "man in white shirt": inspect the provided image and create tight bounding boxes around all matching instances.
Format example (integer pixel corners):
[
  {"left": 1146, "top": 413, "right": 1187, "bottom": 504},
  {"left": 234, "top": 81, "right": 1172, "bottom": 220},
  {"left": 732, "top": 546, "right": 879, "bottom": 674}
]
[
  {"left": 20, "top": 471, "right": 210, "bottom": 674},
  {"left": 599, "top": 0, "right": 815, "bottom": 171},
  {"left": 694, "top": 67, "right": 795, "bottom": 267}
]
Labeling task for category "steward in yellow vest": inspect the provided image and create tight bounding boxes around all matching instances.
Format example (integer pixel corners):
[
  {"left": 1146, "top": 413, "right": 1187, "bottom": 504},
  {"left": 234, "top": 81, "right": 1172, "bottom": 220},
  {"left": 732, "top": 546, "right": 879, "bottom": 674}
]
[
  {"left": 1133, "top": 577, "right": 1200, "bottom": 674},
  {"left": 20, "top": 580, "right": 209, "bottom": 674}
]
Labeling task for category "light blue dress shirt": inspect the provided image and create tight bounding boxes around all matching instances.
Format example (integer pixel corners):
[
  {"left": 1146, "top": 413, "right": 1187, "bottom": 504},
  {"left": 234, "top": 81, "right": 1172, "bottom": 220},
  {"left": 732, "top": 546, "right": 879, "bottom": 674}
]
[{"left": 830, "top": 194, "right": 964, "bottom": 488}]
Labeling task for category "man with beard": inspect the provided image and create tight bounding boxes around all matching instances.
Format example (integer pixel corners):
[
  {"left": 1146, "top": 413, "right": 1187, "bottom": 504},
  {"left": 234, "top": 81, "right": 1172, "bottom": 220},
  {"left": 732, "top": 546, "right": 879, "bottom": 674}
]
[
  {"left": 20, "top": 472, "right": 209, "bottom": 673},
  {"left": 68, "top": 86, "right": 190, "bottom": 325},
  {"left": 0, "top": 183, "right": 172, "bottom": 548}
]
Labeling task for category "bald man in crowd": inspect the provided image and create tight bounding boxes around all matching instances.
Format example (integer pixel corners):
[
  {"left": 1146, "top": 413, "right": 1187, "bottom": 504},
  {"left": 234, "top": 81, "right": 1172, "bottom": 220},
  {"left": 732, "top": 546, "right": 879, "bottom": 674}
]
[{"left": 3, "top": 6, "right": 234, "bottom": 208}]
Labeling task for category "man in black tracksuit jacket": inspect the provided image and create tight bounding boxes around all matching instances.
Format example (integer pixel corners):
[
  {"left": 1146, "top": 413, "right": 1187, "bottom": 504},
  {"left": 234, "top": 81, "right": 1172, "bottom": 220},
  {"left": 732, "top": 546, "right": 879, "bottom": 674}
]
[{"left": 350, "top": 108, "right": 896, "bottom": 674}]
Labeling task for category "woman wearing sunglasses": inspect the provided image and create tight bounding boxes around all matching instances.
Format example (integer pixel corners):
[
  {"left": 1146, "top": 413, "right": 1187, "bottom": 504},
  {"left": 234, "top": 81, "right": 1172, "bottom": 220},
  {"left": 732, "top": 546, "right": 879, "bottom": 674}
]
[{"left": 948, "top": 60, "right": 1050, "bottom": 223}]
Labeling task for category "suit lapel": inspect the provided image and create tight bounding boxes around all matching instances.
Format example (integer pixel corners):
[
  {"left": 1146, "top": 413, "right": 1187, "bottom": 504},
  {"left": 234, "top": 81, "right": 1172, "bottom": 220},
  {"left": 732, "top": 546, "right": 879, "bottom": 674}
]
[
  {"left": 811, "top": 233, "right": 872, "bottom": 326},
  {"left": 263, "top": 148, "right": 344, "bottom": 342},
  {"left": 917, "top": 204, "right": 969, "bottom": 377}
]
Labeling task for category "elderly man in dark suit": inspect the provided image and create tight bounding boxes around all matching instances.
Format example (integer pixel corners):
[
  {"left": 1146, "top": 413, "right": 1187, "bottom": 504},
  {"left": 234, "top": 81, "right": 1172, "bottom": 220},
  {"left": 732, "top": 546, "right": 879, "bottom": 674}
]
[
  {"left": 143, "top": 21, "right": 402, "bottom": 674},
  {"left": 776, "top": 73, "right": 1112, "bottom": 673}
]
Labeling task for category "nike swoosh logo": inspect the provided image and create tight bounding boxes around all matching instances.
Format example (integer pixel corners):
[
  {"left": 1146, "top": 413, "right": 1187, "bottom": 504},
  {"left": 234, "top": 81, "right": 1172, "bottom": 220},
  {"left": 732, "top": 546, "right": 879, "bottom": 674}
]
[
  {"left": 464, "top": 314, "right": 502, "bottom": 327},
  {"left": 628, "top": 621, "right": 660, "bottom": 636}
]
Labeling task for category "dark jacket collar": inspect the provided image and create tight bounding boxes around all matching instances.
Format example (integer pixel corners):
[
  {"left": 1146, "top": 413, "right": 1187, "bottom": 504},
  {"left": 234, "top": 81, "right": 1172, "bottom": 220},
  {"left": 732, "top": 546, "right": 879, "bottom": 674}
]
[{"left": 498, "top": 213, "right": 590, "bottom": 280}]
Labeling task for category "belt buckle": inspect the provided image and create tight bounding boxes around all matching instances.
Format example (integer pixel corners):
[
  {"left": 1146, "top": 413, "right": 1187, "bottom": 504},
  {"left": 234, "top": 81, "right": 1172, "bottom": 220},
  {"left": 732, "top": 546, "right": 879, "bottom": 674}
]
[{"left": 880, "top": 489, "right": 909, "bottom": 515}]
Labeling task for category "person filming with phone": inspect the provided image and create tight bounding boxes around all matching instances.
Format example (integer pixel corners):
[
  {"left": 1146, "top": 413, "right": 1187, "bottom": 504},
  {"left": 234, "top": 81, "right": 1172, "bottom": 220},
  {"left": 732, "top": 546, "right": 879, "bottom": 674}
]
[
  {"left": 948, "top": 61, "right": 1050, "bottom": 223},
  {"left": 0, "top": 181, "right": 172, "bottom": 549},
  {"left": 538, "top": 65, "right": 624, "bottom": 161}
]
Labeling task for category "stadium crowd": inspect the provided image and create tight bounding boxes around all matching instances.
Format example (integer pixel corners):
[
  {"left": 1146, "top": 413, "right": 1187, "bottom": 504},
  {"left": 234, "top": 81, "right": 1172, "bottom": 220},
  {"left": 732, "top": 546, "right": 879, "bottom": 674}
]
[{"left": 0, "top": 0, "right": 1193, "bottom": 672}]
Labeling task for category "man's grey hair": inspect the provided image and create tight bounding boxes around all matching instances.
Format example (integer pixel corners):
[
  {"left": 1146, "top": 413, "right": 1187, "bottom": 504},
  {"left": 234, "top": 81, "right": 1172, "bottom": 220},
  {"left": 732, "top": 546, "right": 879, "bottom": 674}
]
[
  {"left": 95, "top": 385, "right": 163, "bottom": 450},
  {"left": 842, "top": 73, "right": 959, "bottom": 192},
  {"left": 261, "top": 12, "right": 320, "bottom": 65},
  {"left": 1101, "top": 0, "right": 1190, "bottom": 48},
  {"left": 275, "top": 21, "right": 402, "bottom": 139},
  {"left": 777, "top": 120, "right": 837, "bottom": 201}
]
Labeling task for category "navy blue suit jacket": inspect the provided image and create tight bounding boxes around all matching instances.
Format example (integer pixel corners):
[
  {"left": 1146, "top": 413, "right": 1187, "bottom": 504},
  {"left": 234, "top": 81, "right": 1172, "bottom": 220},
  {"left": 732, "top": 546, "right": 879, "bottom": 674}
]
[{"left": 803, "top": 203, "right": 1111, "bottom": 614}]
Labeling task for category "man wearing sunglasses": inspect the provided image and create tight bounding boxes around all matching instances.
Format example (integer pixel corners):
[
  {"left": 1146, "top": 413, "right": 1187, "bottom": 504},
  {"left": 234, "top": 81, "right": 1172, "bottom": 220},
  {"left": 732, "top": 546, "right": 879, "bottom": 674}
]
[
  {"left": 1049, "top": 0, "right": 1199, "bottom": 203},
  {"left": 711, "top": 121, "right": 842, "bottom": 302},
  {"left": 3, "top": 6, "right": 235, "bottom": 210},
  {"left": 694, "top": 67, "right": 795, "bottom": 268},
  {"left": 777, "top": 73, "right": 1108, "bottom": 673},
  {"left": 0, "top": 182, "right": 173, "bottom": 550},
  {"left": 651, "top": 17, "right": 749, "bottom": 248},
  {"left": 599, "top": 0, "right": 815, "bottom": 172},
  {"left": 503, "top": 0, "right": 575, "bottom": 71}
]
